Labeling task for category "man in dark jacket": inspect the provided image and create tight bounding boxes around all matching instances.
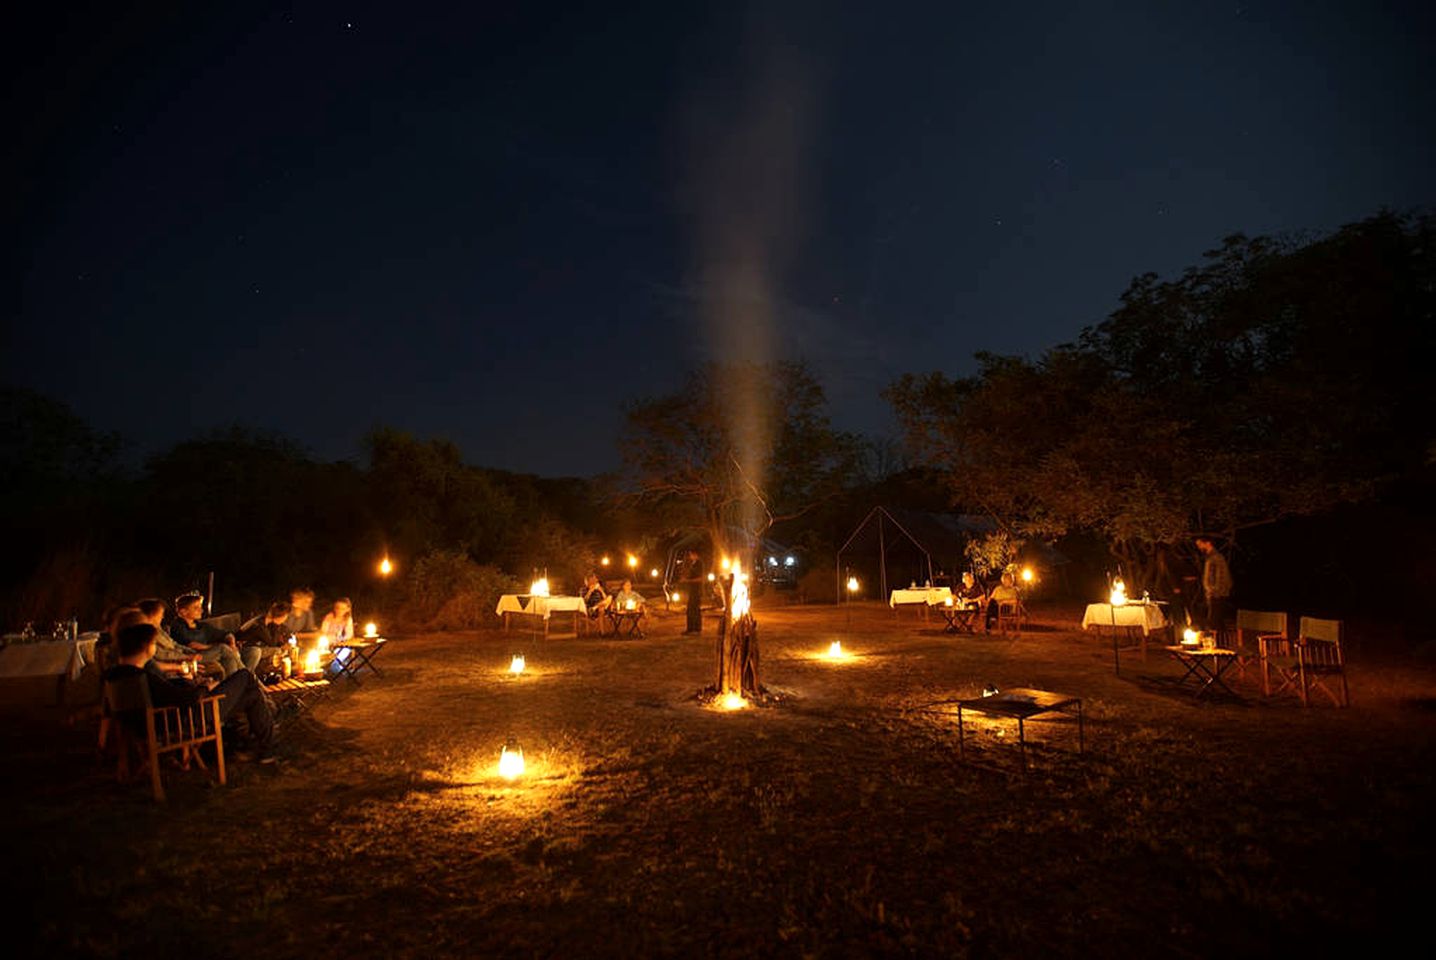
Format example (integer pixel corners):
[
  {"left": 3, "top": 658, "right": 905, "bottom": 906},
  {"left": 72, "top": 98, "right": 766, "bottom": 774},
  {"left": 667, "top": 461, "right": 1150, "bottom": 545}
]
[
  {"left": 238, "top": 601, "right": 292, "bottom": 673},
  {"left": 106, "top": 622, "right": 277, "bottom": 762},
  {"left": 680, "top": 549, "right": 704, "bottom": 634}
]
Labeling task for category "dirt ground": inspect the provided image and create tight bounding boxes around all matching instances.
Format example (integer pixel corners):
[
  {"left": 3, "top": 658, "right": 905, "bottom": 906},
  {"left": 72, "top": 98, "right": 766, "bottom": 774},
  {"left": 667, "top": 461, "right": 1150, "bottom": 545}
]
[{"left": 5, "top": 600, "right": 1435, "bottom": 959}]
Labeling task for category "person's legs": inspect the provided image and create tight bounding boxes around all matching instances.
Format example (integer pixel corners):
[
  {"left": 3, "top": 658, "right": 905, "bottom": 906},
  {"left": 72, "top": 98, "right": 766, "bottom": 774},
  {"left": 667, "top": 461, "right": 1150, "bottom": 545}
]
[
  {"left": 686, "top": 590, "right": 701, "bottom": 633},
  {"left": 212, "top": 670, "right": 275, "bottom": 751},
  {"left": 241, "top": 646, "right": 262, "bottom": 672}
]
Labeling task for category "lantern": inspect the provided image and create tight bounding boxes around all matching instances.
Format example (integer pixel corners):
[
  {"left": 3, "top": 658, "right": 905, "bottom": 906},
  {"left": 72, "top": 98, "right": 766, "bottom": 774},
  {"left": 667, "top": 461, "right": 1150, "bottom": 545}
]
[
  {"left": 303, "top": 649, "right": 322, "bottom": 676},
  {"left": 626, "top": 554, "right": 638, "bottom": 569},
  {"left": 846, "top": 576, "right": 860, "bottom": 594},
  {"left": 378, "top": 556, "right": 393, "bottom": 576},
  {"left": 1109, "top": 577, "right": 1127, "bottom": 607},
  {"left": 498, "top": 743, "right": 525, "bottom": 780},
  {"left": 363, "top": 622, "right": 378, "bottom": 638},
  {"left": 509, "top": 654, "right": 525, "bottom": 675},
  {"left": 1021, "top": 567, "right": 1034, "bottom": 583},
  {"left": 529, "top": 577, "right": 550, "bottom": 597},
  {"left": 828, "top": 640, "right": 844, "bottom": 658},
  {"left": 624, "top": 598, "right": 636, "bottom": 611},
  {"left": 317, "top": 634, "right": 330, "bottom": 653}
]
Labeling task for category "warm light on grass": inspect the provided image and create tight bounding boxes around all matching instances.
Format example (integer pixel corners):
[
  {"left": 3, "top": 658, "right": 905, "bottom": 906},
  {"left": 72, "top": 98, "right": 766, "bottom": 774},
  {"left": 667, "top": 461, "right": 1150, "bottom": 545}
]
[
  {"left": 509, "top": 654, "right": 526, "bottom": 675},
  {"left": 719, "top": 692, "right": 748, "bottom": 711},
  {"left": 499, "top": 744, "right": 525, "bottom": 780}
]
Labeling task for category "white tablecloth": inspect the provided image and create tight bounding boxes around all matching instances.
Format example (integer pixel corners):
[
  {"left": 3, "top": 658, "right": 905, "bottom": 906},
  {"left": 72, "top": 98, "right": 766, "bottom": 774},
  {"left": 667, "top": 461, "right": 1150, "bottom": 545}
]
[
  {"left": 889, "top": 587, "right": 954, "bottom": 607},
  {"left": 1081, "top": 603, "right": 1169, "bottom": 635},
  {"left": 495, "top": 595, "right": 587, "bottom": 620},
  {"left": 0, "top": 640, "right": 86, "bottom": 682}
]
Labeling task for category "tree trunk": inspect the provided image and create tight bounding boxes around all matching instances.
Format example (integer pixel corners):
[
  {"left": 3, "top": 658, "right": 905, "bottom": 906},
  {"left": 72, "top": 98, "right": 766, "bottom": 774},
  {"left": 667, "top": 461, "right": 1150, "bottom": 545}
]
[{"left": 717, "top": 611, "right": 761, "bottom": 698}]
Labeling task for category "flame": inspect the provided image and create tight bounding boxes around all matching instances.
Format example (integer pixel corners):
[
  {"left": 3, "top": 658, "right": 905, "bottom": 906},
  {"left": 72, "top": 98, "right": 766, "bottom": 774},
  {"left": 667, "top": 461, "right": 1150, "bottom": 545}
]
[
  {"left": 719, "top": 692, "right": 747, "bottom": 710},
  {"left": 707, "top": 572, "right": 716, "bottom": 581},
  {"left": 670, "top": 592, "right": 682, "bottom": 603},
  {"left": 1021, "top": 567, "right": 1034, "bottom": 582},
  {"left": 600, "top": 555, "right": 611, "bottom": 566},
  {"left": 625, "top": 598, "right": 636, "bottom": 611},
  {"left": 846, "top": 576, "right": 860, "bottom": 593},
  {"left": 827, "top": 640, "right": 845, "bottom": 659},
  {"left": 317, "top": 634, "right": 330, "bottom": 653},
  {"left": 650, "top": 568, "right": 659, "bottom": 578},
  {"left": 626, "top": 554, "right": 637, "bottom": 568},
  {"left": 379, "top": 557, "right": 393, "bottom": 576},
  {"left": 498, "top": 745, "right": 525, "bottom": 780},
  {"left": 509, "top": 654, "right": 525, "bottom": 675},
  {"left": 364, "top": 622, "right": 378, "bottom": 638},
  {"left": 303, "top": 649, "right": 321, "bottom": 675},
  {"left": 529, "top": 577, "right": 550, "bottom": 597},
  {"left": 729, "top": 560, "right": 750, "bottom": 620},
  {"left": 944, "top": 595, "right": 954, "bottom": 606},
  {"left": 1109, "top": 578, "right": 1127, "bottom": 607}
]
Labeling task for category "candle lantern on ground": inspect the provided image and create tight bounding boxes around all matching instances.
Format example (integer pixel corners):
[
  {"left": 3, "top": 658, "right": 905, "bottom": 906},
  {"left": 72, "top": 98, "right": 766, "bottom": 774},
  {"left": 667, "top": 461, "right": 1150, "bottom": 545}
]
[{"left": 499, "top": 742, "right": 525, "bottom": 780}]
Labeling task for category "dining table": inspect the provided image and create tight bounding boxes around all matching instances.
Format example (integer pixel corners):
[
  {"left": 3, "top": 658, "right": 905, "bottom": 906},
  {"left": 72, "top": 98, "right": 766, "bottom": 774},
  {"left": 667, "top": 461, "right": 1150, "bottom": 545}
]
[
  {"left": 495, "top": 594, "right": 588, "bottom": 637},
  {"left": 889, "top": 586, "right": 954, "bottom": 621}
]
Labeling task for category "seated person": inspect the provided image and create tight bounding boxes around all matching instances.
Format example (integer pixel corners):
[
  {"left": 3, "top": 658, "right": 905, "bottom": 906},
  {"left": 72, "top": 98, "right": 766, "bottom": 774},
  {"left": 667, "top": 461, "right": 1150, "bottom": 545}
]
[
  {"left": 611, "top": 579, "right": 646, "bottom": 616},
  {"left": 135, "top": 598, "right": 200, "bottom": 673},
  {"left": 238, "top": 601, "right": 292, "bottom": 672},
  {"left": 319, "top": 597, "right": 354, "bottom": 642},
  {"left": 106, "top": 622, "right": 277, "bottom": 763},
  {"left": 956, "top": 572, "right": 985, "bottom": 608},
  {"left": 169, "top": 593, "right": 243, "bottom": 677},
  {"left": 580, "top": 573, "right": 609, "bottom": 620},
  {"left": 986, "top": 571, "right": 1020, "bottom": 630},
  {"left": 283, "top": 588, "right": 321, "bottom": 641}
]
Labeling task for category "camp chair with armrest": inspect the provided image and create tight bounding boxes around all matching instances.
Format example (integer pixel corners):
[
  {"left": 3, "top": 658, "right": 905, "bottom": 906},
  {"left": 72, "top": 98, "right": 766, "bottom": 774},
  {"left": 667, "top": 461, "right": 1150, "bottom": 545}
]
[
  {"left": 1236, "top": 609, "right": 1292, "bottom": 694},
  {"left": 102, "top": 672, "right": 226, "bottom": 802},
  {"left": 1296, "top": 616, "right": 1349, "bottom": 708}
]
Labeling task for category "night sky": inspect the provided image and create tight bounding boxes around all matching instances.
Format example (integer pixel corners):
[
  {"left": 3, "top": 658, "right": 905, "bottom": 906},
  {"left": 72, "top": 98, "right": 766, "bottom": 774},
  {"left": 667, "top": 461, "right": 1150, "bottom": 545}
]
[{"left": 8, "top": 1, "right": 1434, "bottom": 476}]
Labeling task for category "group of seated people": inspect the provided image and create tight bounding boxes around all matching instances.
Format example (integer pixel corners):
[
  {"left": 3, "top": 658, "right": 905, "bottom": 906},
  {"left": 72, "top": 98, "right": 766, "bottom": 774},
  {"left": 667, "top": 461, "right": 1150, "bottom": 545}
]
[
  {"left": 580, "top": 573, "right": 648, "bottom": 632},
  {"left": 97, "top": 587, "right": 357, "bottom": 765},
  {"left": 953, "top": 570, "right": 1022, "bottom": 631}
]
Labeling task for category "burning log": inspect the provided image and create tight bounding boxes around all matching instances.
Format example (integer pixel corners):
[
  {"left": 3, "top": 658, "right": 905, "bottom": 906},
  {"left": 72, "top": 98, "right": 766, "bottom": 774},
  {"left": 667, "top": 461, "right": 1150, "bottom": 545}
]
[{"left": 714, "top": 559, "right": 762, "bottom": 699}]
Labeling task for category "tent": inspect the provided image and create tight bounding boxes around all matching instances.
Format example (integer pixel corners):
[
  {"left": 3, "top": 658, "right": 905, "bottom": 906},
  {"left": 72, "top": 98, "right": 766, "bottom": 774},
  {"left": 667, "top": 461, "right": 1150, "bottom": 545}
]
[
  {"left": 835, "top": 507, "right": 1067, "bottom": 600},
  {"left": 835, "top": 507, "right": 994, "bottom": 600}
]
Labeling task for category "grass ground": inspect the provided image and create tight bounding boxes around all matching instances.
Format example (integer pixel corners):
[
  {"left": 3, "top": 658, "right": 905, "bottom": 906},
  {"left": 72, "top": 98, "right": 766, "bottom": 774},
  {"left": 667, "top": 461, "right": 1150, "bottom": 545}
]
[{"left": 5, "top": 600, "right": 1435, "bottom": 958}]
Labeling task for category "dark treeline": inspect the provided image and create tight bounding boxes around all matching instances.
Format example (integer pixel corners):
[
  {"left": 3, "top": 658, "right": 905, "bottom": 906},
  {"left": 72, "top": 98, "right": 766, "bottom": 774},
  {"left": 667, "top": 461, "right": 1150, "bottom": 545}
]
[{"left": 4, "top": 210, "right": 1433, "bottom": 643}]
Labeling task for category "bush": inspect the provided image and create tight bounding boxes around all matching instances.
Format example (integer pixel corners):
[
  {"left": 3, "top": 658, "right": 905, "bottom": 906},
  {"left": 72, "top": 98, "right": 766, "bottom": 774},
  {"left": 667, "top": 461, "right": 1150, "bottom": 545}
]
[{"left": 401, "top": 550, "right": 520, "bottom": 631}]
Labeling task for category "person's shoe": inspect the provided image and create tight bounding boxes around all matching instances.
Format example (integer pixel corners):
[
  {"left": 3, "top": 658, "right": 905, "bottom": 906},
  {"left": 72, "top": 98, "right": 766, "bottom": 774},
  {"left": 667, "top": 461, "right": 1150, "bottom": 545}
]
[{"left": 232, "top": 749, "right": 257, "bottom": 763}]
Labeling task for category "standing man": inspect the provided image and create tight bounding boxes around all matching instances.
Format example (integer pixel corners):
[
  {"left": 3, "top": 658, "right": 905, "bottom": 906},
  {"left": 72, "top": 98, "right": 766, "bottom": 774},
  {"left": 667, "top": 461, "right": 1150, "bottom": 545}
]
[
  {"left": 1196, "top": 535, "right": 1234, "bottom": 635},
  {"left": 680, "top": 548, "right": 704, "bottom": 635}
]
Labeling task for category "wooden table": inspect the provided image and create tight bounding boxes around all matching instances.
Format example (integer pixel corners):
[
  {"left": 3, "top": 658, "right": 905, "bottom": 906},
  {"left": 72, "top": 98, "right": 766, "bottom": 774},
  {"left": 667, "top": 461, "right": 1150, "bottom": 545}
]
[
  {"left": 329, "top": 637, "right": 388, "bottom": 684},
  {"left": 607, "top": 609, "right": 645, "bottom": 638},
  {"left": 262, "top": 675, "right": 332, "bottom": 717},
  {"left": 1163, "top": 645, "right": 1240, "bottom": 699},
  {"left": 954, "top": 688, "right": 1084, "bottom": 771},
  {"left": 938, "top": 601, "right": 980, "bottom": 634}
]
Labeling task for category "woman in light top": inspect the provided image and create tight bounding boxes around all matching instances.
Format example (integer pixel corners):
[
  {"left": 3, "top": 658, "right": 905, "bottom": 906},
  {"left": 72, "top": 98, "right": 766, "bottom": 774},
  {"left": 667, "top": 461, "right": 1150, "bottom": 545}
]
[{"left": 320, "top": 597, "right": 354, "bottom": 642}]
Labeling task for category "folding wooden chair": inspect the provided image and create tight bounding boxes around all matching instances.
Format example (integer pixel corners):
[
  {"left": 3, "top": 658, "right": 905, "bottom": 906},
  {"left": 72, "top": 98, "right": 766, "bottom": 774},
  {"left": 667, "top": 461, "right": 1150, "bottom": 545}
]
[
  {"left": 1236, "top": 609, "right": 1289, "bottom": 692},
  {"left": 994, "top": 599, "right": 1024, "bottom": 634},
  {"left": 103, "top": 673, "right": 226, "bottom": 801},
  {"left": 1296, "top": 616, "right": 1350, "bottom": 707}
]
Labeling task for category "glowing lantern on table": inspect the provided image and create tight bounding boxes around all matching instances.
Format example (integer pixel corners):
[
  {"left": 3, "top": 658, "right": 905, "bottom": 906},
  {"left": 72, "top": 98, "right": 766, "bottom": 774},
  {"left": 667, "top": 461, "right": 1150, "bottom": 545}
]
[
  {"left": 363, "top": 622, "right": 378, "bottom": 638},
  {"left": 303, "top": 648, "right": 322, "bottom": 676},
  {"left": 1182, "top": 627, "right": 1201, "bottom": 646},
  {"left": 317, "top": 634, "right": 330, "bottom": 653},
  {"left": 509, "top": 654, "right": 526, "bottom": 675},
  {"left": 1109, "top": 578, "right": 1127, "bottom": 607},
  {"left": 944, "top": 595, "right": 954, "bottom": 607},
  {"left": 498, "top": 743, "right": 525, "bottom": 780},
  {"left": 720, "top": 692, "right": 748, "bottom": 711},
  {"left": 624, "top": 598, "right": 636, "bottom": 611},
  {"left": 529, "top": 577, "right": 550, "bottom": 598}
]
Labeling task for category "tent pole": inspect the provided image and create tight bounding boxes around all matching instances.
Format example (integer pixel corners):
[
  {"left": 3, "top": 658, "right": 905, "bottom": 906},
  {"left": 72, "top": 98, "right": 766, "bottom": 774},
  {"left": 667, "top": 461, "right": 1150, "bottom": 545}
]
[{"left": 878, "top": 512, "right": 888, "bottom": 601}]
